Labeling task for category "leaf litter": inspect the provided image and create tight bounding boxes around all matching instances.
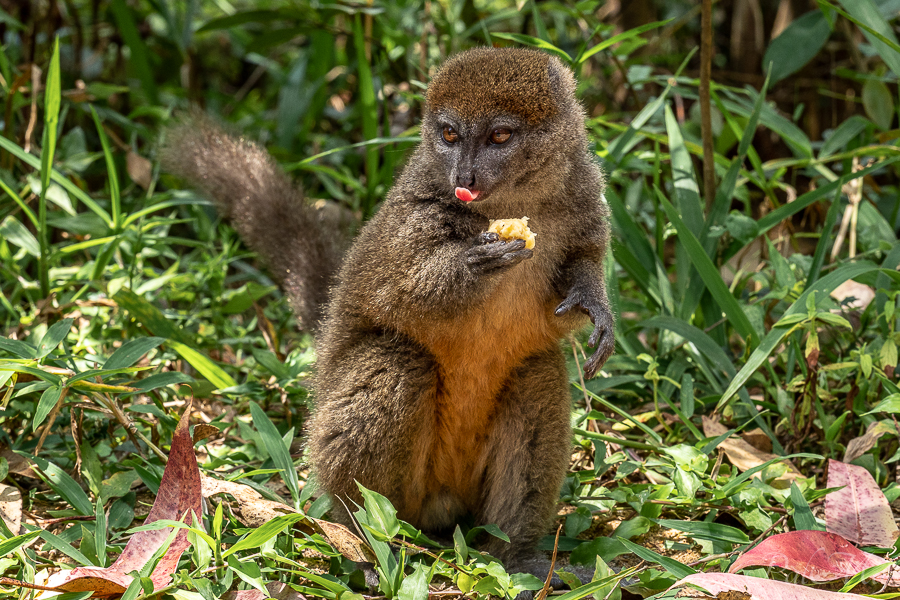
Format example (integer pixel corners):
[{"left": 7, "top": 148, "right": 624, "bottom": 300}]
[{"left": 36, "top": 400, "right": 202, "bottom": 597}]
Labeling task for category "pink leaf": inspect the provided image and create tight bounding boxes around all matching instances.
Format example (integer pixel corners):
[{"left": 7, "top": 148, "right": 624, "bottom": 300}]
[
  {"left": 673, "top": 572, "right": 873, "bottom": 600},
  {"left": 729, "top": 530, "right": 900, "bottom": 585},
  {"left": 46, "top": 400, "right": 203, "bottom": 596},
  {"left": 826, "top": 459, "right": 899, "bottom": 547}
]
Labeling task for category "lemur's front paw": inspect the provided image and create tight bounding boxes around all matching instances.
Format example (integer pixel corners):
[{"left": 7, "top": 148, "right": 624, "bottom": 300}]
[
  {"left": 466, "top": 233, "right": 533, "bottom": 275},
  {"left": 555, "top": 294, "right": 614, "bottom": 378}
]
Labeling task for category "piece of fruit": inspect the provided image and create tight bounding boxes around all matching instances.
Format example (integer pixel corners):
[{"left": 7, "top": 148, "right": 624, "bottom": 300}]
[{"left": 488, "top": 217, "right": 535, "bottom": 249}]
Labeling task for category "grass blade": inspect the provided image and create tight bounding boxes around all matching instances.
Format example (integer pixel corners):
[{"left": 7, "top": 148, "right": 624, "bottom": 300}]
[
  {"left": 38, "top": 37, "right": 61, "bottom": 297},
  {"left": 658, "top": 190, "right": 760, "bottom": 346},
  {"left": 90, "top": 105, "right": 121, "bottom": 230}
]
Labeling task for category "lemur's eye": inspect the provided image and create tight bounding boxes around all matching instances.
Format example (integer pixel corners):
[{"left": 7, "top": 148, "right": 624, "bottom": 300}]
[
  {"left": 442, "top": 126, "right": 458, "bottom": 143},
  {"left": 489, "top": 128, "right": 512, "bottom": 144}
]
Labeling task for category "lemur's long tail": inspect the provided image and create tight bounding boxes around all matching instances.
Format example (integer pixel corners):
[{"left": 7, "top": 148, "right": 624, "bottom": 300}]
[{"left": 161, "top": 116, "right": 351, "bottom": 329}]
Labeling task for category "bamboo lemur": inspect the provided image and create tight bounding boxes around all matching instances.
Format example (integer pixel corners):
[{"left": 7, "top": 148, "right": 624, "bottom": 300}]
[{"left": 163, "top": 47, "right": 614, "bottom": 586}]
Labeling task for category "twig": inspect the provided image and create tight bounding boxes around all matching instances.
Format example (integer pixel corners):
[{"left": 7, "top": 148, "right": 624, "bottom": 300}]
[{"left": 535, "top": 524, "right": 563, "bottom": 600}]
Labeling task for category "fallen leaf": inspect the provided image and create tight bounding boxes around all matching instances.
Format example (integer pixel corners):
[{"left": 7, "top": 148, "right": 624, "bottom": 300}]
[
  {"left": 1, "top": 448, "right": 36, "bottom": 478},
  {"left": 192, "top": 423, "right": 219, "bottom": 444},
  {"left": 201, "top": 476, "right": 299, "bottom": 529},
  {"left": 825, "top": 459, "right": 899, "bottom": 547},
  {"left": 44, "top": 400, "right": 203, "bottom": 596},
  {"left": 126, "top": 151, "right": 153, "bottom": 190},
  {"left": 310, "top": 517, "right": 377, "bottom": 563},
  {"left": 201, "top": 476, "right": 373, "bottom": 563},
  {"left": 702, "top": 416, "right": 803, "bottom": 486},
  {"left": 0, "top": 483, "right": 22, "bottom": 534},
  {"left": 830, "top": 280, "right": 875, "bottom": 310},
  {"left": 728, "top": 530, "right": 900, "bottom": 585},
  {"left": 843, "top": 420, "right": 894, "bottom": 463},
  {"left": 222, "top": 581, "right": 307, "bottom": 600},
  {"left": 673, "top": 572, "right": 872, "bottom": 600}
]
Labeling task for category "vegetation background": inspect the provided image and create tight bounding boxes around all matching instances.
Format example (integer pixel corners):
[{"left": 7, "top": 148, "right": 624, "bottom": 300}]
[{"left": 0, "top": 0, "right": 900, "bottom": 598}]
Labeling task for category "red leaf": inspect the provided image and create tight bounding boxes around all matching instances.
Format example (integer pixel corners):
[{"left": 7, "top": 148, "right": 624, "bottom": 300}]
[
  {"left": 673, "top": 572, "right": 872, "bottom": 600},
  {"left": 826, "top": 459, "right": 899, "bottom": 547},
  {"left": 46, "top": 401, "right": 203, "bottom": 597},
  {"left": 729, "top": 530, "right": 900, "bottom": 585}
]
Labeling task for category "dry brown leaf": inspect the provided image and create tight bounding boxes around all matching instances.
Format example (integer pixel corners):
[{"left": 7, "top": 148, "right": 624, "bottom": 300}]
[
  {"left": 830, "top": 279, "right": 875, "bottom": 310},
  {"left": 192, "top": 423, "right": 219, "bottom": 444},
  {"left": 310, "top": 517, "right": 377, "bottom": 563},
  {"left": 201, "top": 475, "right": 300, "bottom": 529},
  {"left": 843, "top": 420, "right": 894, "bottom": 463},
  {"left": 126, "top": 151, "right": 153, "bottom": 190},
  {"left": 0, "top": 483, "right": 22, "bottom": 534},
  {"left": 702, "top": 416, "right": 803, "bottom": 486},
  {"left": 222, "top": 581, "right": 307, "bottom": 600},
  {"left": 826, "top": 459, "right": 899, "bottom": 547},
  {"left": 1, "top": 448, "right": 36, "bottom": 478},
  {"left": 44, "top": 400, "right": 202, "bottom": 596}
]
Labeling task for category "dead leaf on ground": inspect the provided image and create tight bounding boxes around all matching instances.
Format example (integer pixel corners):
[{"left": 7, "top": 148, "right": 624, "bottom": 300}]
[
  {"left": 42, "top": 400, "right": 203, "bottom": 597},
  {"left": 729, "top": 530, "right": 900, "bottom": 585},
  {"left": 702, "top": 416, "right": 803, "bottom": 486},
  {"left": 310, "top": 517, "right": 377, "bottom": 563},
  {"left": 0, "top": 483, "right": 22, "bottom": 534},
  {"left": 201, "top": 476, "right": 373, "bottom": 563},
  {"left": 830, "top": 280, "right": 875, "bottom": 310},
  {"left": 221, "top": 581, "right": 307, "bottom": 600},
  {"left": 673, "top": 572, "right": 872, "bottom": 600},
  {"left": 843, "top": 420, "right": 894, "bottom": 463},
  {"left": 201, "top": 475, "right": 300, "bottom": 529},
  {"left": 126, "top": 151, "right": 153, "bottom": 190},
  {"left": 1, "top": 448, "right": 36, "bottom": 478},
  {"left": 825, "top": 459, "right": 899, "bottom": 547}
]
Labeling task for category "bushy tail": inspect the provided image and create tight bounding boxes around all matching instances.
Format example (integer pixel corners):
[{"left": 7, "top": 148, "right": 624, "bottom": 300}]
[{"left": 161, "top": 115, "right": 351, "bottom": 330}]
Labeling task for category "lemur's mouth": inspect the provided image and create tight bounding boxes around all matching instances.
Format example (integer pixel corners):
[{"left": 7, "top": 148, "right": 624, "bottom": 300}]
[{"left": 455, "top": 187, "right": 481, "bottom": 202}]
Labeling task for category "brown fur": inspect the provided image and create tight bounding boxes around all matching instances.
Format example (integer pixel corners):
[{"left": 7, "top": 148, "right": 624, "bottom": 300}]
[{"left": 163, "top": 48, "right": 614, "bottom": 587}]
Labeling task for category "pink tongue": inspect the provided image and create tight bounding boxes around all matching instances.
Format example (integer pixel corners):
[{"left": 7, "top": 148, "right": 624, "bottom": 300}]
[{"left": 455, "top": 187, "right": 480, "bottom": 202}]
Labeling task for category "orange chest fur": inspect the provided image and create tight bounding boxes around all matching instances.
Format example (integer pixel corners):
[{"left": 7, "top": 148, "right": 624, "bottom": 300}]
[{"left": 407, "top": 266, "right": 563, "bottom": 502}]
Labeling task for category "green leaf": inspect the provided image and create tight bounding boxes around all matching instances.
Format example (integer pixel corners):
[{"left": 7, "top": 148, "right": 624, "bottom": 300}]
[
  {"left": 820, "top": 115, "right": 871, "bottom": 158},
  {"left": 248, "top": 402, "right": 299, "bottom": 507},
  {"left": 24, "top": 454, "right": 93, "bottom": 516},
  {"left": 0, "top": 337, "right": 36, "bottom": 359},
  {"left": 40, "top": 529, "right": 95, "bottom": 567},
  {"left": 38, "top": 37, "right": 61, "bottom": 296},
  {"left": 125, "top": 371, "right": 193, "bottom": 394},
  {"left": 397, "top": 563, "right": 429, "bottom": 600},
  {"left": 33, "top": 385, "right": 64, "bottom": 431},
  {"left": 37, "top": 318, "right": 74, "bottom": 359},
  {"left": 865, "top": 393, "right": 900, "bottom": 414},
  {"left": 653, "top": 519, "right": 749, "bottom": 545},
  {"left": 358, "top": 484, "right": 401, "bottom": 539},
  {"left": 104, "top": 337, "right": 165, "bottom": 370},
  {"left": 790, "top": 481, "right": 822, "bottom": 530},
  {"left": 658, "top": 192, "right": 759, "bottom": 345},
  {"left": 109, "top": 0, "right": 159, "bottom": 104},
  {"left": 578, "top": 19, "right": 673, "bottom": 63},
  {"left": 617, "top": 537, "right": 696, "bottom": 578},
  {"left": 0, "top": 216, "right": 39, "bottom": 256},
  {"left": 762, "top": 10, "right": 831, "bottom": 83},
  {"left": 0, "top": 530, "right": 41, "bottom": 556},
  {"left": 834, "top": 0, "right": 900, "bottom": 78},
  {"left": 862, "top": 78, "right": 894, "bottom": 130},
  {"left": 167, "top": 340, "right": 236, "bottom": 391},
  {"left": 490, "top": 33, "right": 572, "bottom": 63},
  {"left": 718, "top": 264, "right": 889, "bottom": 408},
  {"left": 221, "top": 513, "right": 310, "bottom": 558}
]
